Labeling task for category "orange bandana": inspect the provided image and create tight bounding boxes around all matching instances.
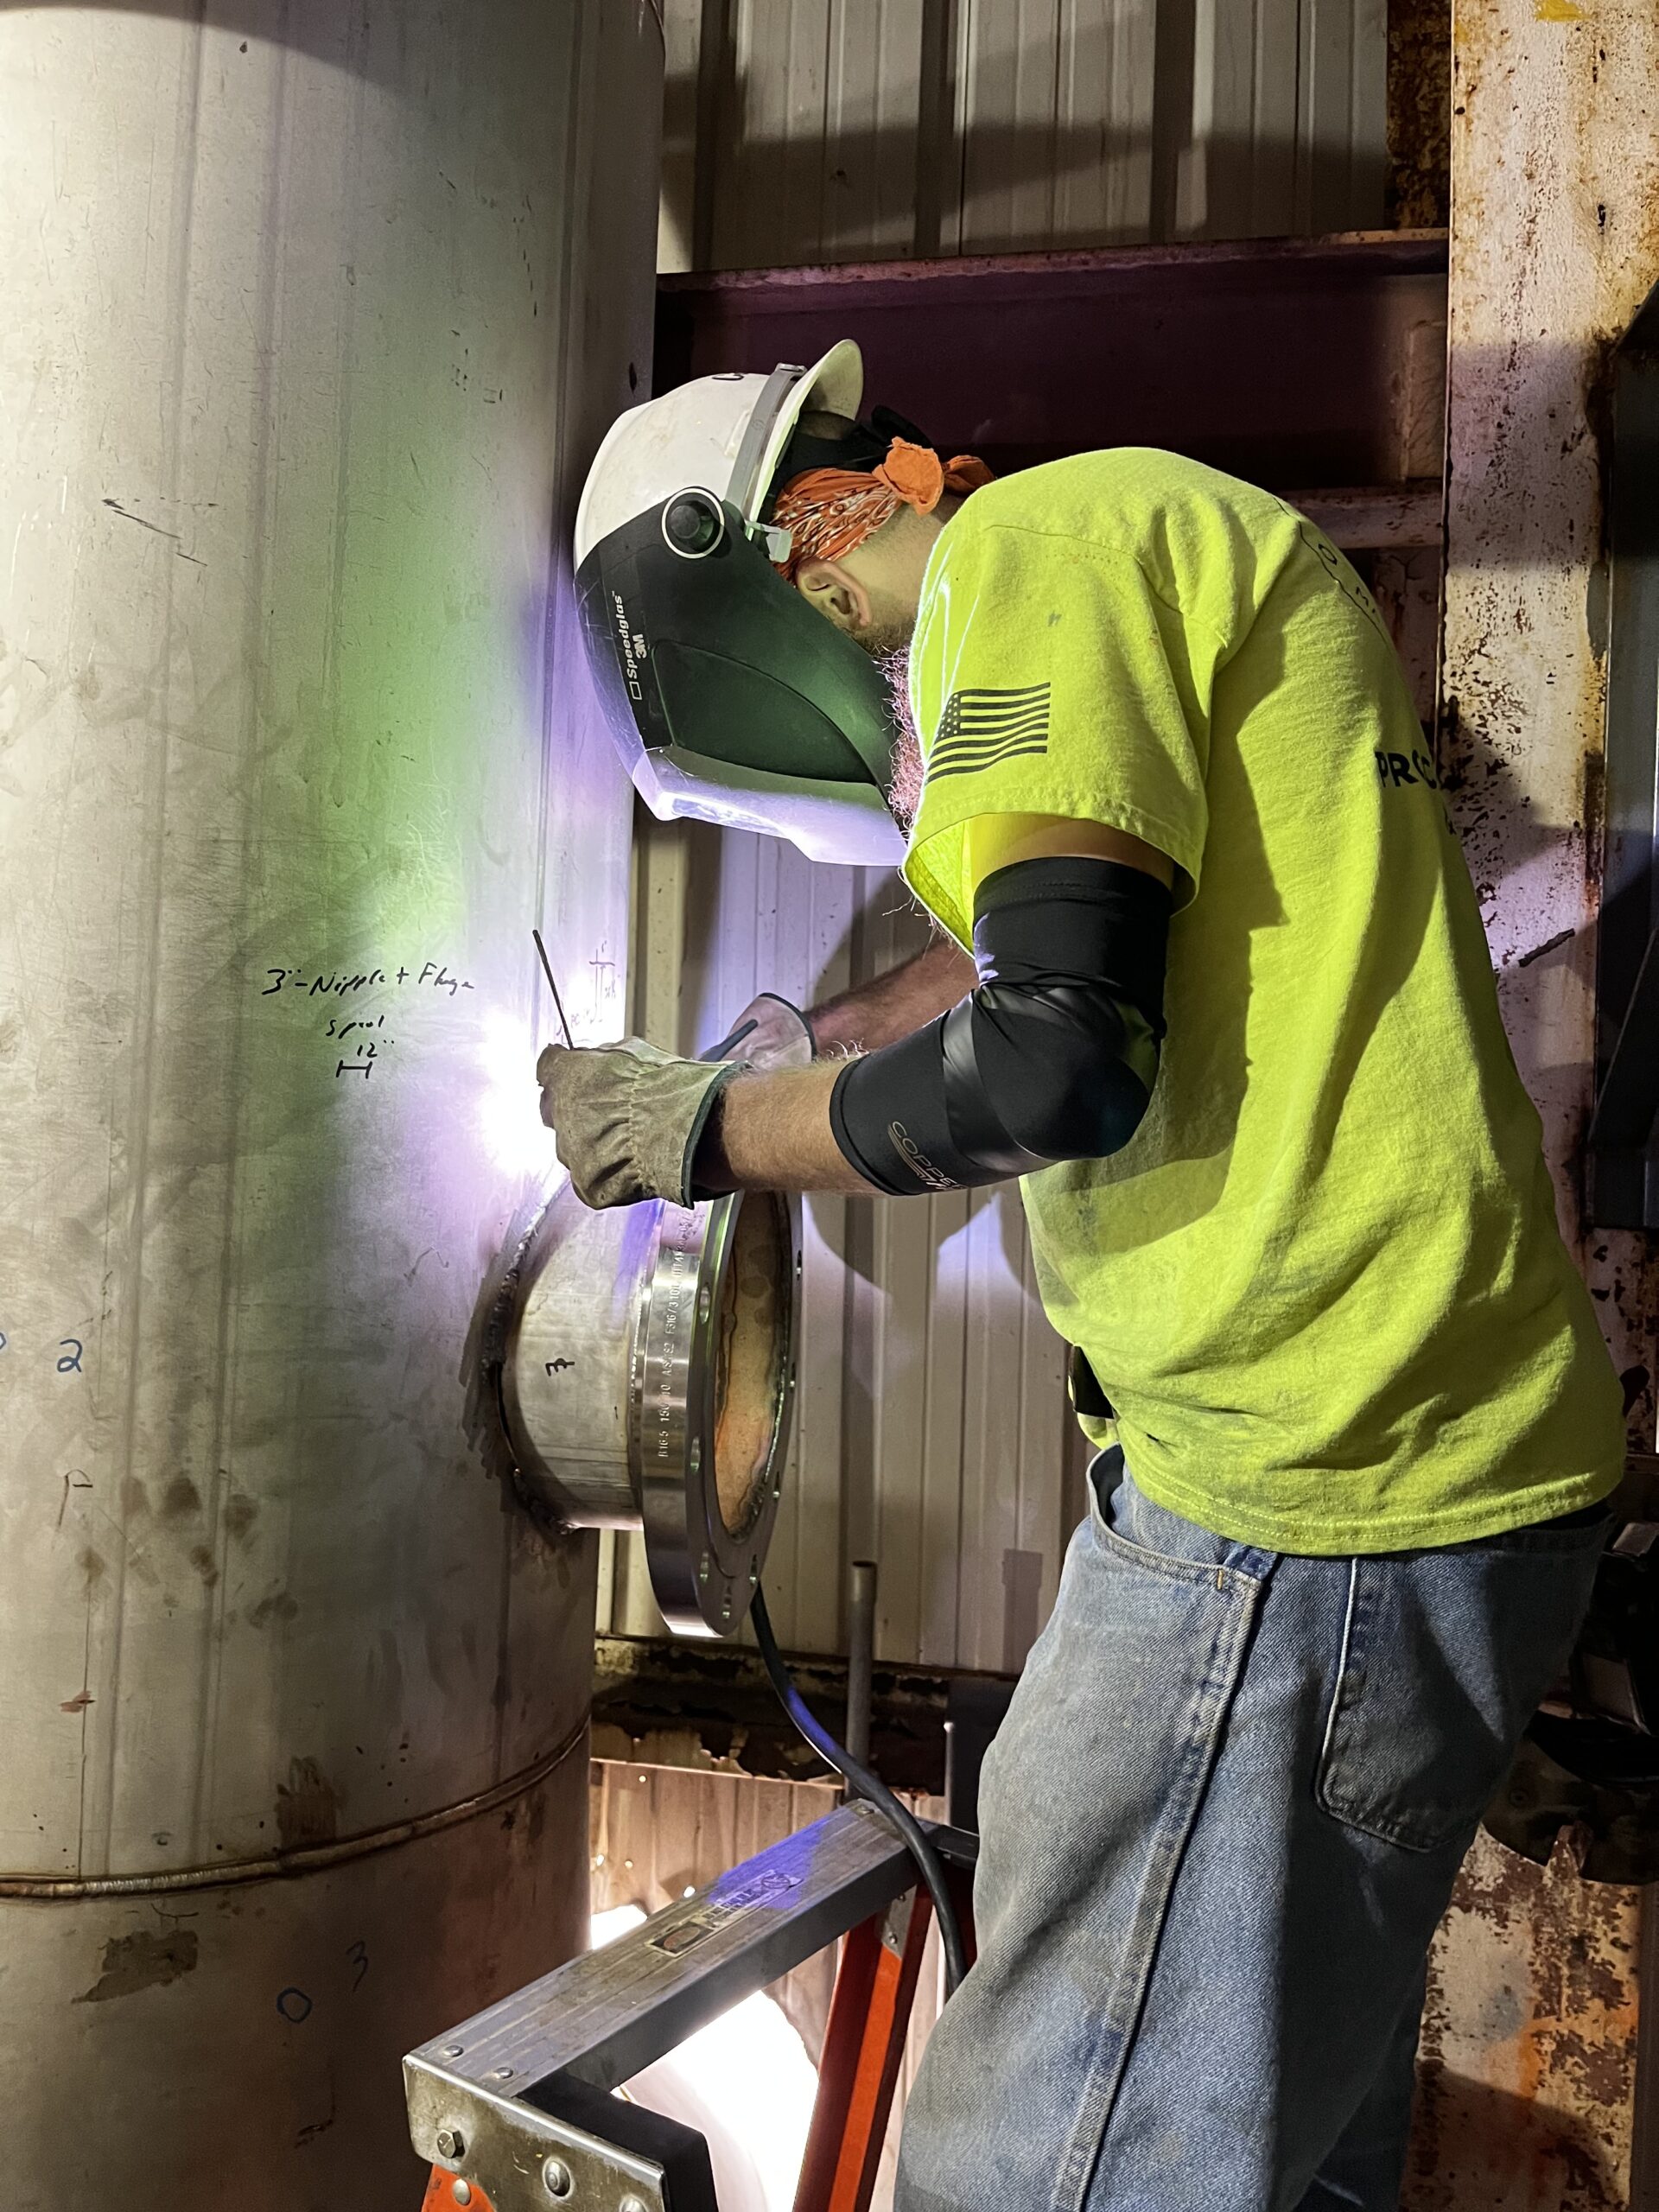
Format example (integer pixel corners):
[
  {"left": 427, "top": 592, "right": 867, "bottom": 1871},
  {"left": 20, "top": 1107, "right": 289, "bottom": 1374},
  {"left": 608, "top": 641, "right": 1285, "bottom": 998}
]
[{"left": 770, "top": 438, "right": 993, "bottom": 582}]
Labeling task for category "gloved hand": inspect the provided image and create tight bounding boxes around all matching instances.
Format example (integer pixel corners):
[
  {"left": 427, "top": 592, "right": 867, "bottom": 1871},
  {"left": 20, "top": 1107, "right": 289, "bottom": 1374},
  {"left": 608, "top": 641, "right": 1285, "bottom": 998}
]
[
  {"left": 709, "top": 993, "right": 817, "bottom": 1072},
  {"left": 537, "top": 1038, "right": 741, "bottom": 1210}
]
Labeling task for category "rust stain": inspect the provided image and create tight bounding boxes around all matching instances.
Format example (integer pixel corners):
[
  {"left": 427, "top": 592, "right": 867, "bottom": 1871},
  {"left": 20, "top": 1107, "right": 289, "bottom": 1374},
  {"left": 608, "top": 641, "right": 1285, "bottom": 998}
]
[
  {"left": 247, "top": 1589, "right": 299, "bottom": 1628},
  {"left": 159, "top": 1475, "right": 201, "bottom": 1520},
  {"left": 1406, "top": 1834, "right": 1639, "bottom": 2212},
  {"left": 1533, "top": 0, "right": 1586, "bottom": 18},
  {"left": 74, "top": 1928, "right": 199, "bottom": 2004},
  {"left": 276, "top": 1757, "right": 339, "bottom": 1851},
  {"left": 222, "top": 1493, "right": 257, "bottom": 1541},
  {"left": 1388, "top": 0, "right": 1452, "bottom": 225}
]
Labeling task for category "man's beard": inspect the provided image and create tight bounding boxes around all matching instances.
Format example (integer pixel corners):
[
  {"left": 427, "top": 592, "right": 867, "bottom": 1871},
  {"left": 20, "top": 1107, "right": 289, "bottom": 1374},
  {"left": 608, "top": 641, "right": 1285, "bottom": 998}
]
[{"left": 874, "top": 643, "right": 925, "bottom": 834}]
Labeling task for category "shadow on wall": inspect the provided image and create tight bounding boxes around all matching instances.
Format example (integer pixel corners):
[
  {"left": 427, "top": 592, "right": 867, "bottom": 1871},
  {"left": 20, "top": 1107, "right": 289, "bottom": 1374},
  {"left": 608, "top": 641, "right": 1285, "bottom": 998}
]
[
  {"left": 0, "top": 3, "right": 422, "bottom": 82},
  {"left": 1403, "top": 2072, "right": 1623, "bottom": 2212}
]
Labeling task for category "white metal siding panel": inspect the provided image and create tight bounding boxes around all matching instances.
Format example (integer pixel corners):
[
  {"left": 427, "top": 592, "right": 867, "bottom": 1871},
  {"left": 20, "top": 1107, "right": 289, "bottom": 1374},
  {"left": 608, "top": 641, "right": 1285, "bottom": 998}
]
[
  {"left": 719, "top": 0, "right": 832, "bottom": 270},
  {"left": 827, "top": 0, "right": 937, "bottom": 260},
  {"left": 664, "top": 0, "right": 1386, "bottom": 270},
  {"left": 588, "top": 1758, "right": 950, "bottom": 2120},
  {"left": 1056, "top": 0, "right": 1158, "bottom": 245},
  {"left": 589, "top": 1760, "right": 844, "bottom": 2059},
  {"left": 955, "top": 0, "right": 1065, "bottom": 251},
  {"left": 1294, "top": 0, "right": 1387, "bottom": 236},
  {"left": 1200, "top": 0, "right": 1302, "bottom": 237},
  {"left": 658, "top": 0, "right": 705, "bottom": 270}
]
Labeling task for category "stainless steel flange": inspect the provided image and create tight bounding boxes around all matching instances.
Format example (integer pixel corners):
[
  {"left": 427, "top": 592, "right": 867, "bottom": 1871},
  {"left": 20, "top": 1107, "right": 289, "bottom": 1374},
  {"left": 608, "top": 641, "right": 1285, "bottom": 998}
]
[{"left": 499, "top": 1179, "right": 801, "bottom": 1637}]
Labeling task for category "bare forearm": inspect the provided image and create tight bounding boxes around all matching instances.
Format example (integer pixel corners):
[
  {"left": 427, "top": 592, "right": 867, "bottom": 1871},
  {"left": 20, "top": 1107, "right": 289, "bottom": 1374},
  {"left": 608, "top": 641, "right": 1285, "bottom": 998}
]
[
  {"left": 698, "top": 941, "right": 976, "bottom": 1194},
  {"left": 698, "top": 1065, "right": 874, "bottom": 1194},
  {"left": 808, "top": 937, "right": 975, "bottom": 1054}
]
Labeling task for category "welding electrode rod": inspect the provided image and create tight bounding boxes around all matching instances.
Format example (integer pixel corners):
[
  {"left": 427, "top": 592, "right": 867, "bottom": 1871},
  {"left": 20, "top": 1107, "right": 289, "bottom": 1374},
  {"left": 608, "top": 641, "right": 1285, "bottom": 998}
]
[
  {"left": 531, "top": 928, "right": 575, "bottom": 1049},
  {"left": 846, "top": 1559, "right": 877, "bottom": 1778}
]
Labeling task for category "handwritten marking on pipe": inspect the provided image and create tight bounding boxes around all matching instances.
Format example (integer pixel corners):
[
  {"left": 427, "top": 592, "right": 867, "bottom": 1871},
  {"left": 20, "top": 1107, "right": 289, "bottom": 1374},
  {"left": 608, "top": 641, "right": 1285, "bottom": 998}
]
[
  {"left": 57, "top": 1339, "right": 84, "bottom": 1374},
  {"left": 257, "top": 956, "right": 475, "bottom": 1081},
  {"left": 276, "top": 1987, "right": 314, "bottom": 2024},
  {"left": 346, "top": 1939, "right": 370, "bottom": 1992}
]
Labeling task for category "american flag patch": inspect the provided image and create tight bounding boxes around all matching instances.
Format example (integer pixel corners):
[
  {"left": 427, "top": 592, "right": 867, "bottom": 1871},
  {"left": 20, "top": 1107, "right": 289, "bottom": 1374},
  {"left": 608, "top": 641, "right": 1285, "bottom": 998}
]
[{"left": 925, "top": 683, "right": 1051, "bottom": 782}]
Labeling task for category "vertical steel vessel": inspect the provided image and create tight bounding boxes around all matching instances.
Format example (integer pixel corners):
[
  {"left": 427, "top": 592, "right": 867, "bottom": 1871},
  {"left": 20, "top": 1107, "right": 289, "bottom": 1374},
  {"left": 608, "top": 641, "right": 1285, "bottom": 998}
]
[{"left": 0, "top": 3, "right": 662, "bottom": 2201}]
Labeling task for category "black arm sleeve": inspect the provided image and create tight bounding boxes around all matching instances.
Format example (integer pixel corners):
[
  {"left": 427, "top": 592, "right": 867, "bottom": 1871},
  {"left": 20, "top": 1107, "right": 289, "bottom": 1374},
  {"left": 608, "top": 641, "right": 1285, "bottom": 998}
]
[{"left": 829, "top": 855, "right": 1171, "bottom": 1197}]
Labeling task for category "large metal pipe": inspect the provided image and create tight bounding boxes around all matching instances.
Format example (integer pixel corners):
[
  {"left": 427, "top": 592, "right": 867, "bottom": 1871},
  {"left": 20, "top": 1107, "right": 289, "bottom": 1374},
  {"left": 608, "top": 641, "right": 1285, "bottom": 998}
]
[
  {"left": 0, "top": 4, "right": 662, "bottom": 2202},
  {"left": 501, "top": 1183, "right": 799, "bottom": 1637}
]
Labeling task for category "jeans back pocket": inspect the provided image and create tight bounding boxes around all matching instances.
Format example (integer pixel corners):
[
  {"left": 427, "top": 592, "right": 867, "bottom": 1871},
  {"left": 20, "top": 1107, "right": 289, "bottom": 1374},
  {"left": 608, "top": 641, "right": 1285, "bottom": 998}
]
[{"left": 1316, "top": 1525, "right": 1605, "bottom": 1853}]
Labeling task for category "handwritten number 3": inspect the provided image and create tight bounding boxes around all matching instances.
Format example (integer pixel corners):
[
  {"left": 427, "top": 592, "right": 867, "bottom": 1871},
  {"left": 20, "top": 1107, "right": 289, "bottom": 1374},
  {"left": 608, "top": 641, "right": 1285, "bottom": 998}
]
[{"left": 346, "top": 1939, "right": 369, "bottom": 1992}]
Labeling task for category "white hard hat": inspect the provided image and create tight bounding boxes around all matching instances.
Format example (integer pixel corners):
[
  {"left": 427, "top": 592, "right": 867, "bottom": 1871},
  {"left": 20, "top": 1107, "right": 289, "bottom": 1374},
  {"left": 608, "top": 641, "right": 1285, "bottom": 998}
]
[
  {"left": 575, "top": 340, "right": 864, "bottom": 566},
  {"left": 572, "top": 342, "right": 908, "bottom": 869}
]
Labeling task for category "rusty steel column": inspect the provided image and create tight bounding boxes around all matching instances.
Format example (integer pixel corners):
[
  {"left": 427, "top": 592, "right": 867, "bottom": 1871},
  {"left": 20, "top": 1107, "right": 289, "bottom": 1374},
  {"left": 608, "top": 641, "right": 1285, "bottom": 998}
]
[{"left": 1406, "top": 0, "right": 1659, "bottom": 2205}]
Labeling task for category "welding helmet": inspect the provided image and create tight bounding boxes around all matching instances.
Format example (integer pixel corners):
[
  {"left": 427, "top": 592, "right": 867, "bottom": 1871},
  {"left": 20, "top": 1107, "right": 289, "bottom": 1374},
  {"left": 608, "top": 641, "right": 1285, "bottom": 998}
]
[{"left": 573, "top": 340, "right": 908, "bottom": 868}]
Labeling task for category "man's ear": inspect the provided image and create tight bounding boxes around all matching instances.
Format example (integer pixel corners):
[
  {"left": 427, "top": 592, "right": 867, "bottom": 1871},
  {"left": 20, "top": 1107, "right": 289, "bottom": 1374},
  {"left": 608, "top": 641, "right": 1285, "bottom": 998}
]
[{"left": 795, "top": 556, "right": 872, "bottom": 637}]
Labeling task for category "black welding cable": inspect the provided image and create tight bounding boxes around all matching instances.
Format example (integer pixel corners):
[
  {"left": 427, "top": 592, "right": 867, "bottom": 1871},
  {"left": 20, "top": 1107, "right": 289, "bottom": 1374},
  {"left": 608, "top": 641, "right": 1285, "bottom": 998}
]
[{"left": 749, "top": 1586, "right": 969, "bottom": 1995}]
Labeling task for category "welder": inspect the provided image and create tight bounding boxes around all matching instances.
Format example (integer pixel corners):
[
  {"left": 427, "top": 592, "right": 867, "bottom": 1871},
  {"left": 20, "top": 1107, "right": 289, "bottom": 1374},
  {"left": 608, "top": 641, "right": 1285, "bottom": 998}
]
[{"left": 540, "top": 343, "right": 1624, "bottom": 2212}]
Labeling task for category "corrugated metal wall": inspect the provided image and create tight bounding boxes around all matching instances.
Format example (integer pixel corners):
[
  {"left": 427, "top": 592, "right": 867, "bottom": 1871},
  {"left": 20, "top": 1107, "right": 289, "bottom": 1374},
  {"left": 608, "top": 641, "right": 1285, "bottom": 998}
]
[{"left": 659, "top": 0, "right": 1388, "bottom": 274}]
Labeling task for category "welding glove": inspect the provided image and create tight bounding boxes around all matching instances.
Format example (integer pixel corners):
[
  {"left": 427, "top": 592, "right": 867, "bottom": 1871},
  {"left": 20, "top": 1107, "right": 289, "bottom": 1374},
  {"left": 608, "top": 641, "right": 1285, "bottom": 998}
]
[
  {"left": 710, "top": 993, "right": 816, "bottom": 1072},
  {"left": 537, "top": 1037, "right": 741, "bottom": 1211}
]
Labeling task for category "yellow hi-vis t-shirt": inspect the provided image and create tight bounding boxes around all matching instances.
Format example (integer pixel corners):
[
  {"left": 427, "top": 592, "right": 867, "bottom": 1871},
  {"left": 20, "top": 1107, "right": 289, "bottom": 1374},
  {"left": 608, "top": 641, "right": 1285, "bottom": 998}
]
[{"left": 902, "top": 449, "right": 1623, "bottom": 1554}]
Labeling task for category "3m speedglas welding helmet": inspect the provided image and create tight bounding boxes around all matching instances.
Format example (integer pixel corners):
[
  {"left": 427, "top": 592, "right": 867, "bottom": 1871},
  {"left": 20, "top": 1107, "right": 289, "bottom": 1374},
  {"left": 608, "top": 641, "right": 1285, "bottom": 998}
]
[{"left": 573, "top": 340, "right": 908, "bottom": 868}]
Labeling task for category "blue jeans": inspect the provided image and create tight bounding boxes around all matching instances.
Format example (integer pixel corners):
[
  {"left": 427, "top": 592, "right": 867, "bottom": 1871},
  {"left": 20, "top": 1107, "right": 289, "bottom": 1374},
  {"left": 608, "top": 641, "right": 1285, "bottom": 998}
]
[{"left": 896, "top": 1452, "right": 1606, "bottom": 2212}]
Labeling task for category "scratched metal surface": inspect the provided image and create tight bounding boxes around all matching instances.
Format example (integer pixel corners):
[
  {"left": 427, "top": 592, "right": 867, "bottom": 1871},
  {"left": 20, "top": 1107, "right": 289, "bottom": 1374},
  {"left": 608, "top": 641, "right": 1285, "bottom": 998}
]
[
  {"left": 0, "top": 3, "right": 658, "bottom": 2202},
  {"left": 1404, "top": 0, "right": 1659, "bottom": 2200},
  {"left": 657, "top": 0, "right": 1386, "bottom": 272}
]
